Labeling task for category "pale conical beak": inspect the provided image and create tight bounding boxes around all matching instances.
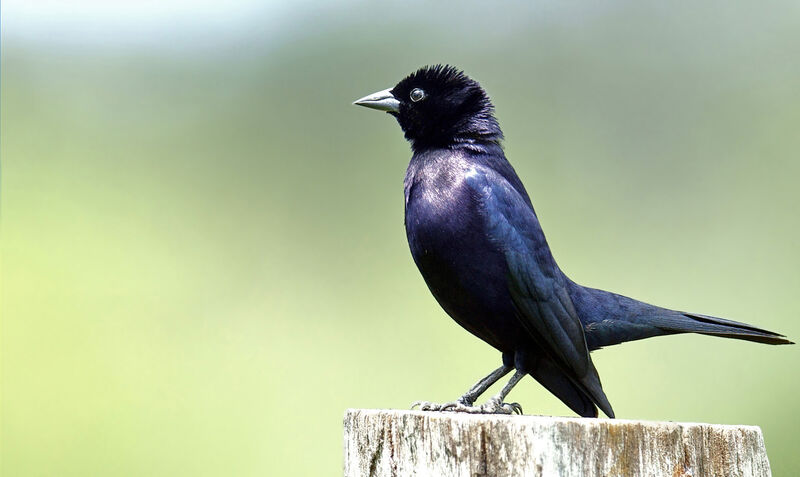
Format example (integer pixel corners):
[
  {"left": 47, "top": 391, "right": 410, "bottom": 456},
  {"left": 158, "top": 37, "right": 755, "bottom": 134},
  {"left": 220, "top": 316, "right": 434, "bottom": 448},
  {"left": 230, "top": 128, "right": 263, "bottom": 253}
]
[{"left": 353, "top": 88, "right": 400, "bottom": 112}]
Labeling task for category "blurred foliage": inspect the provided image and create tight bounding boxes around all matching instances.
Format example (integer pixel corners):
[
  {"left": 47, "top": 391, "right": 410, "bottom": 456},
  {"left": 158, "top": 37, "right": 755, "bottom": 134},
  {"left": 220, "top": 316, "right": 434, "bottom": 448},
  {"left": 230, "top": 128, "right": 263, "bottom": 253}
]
[{"left": 2, "top": 1, "right": 799, "bottom": 475}]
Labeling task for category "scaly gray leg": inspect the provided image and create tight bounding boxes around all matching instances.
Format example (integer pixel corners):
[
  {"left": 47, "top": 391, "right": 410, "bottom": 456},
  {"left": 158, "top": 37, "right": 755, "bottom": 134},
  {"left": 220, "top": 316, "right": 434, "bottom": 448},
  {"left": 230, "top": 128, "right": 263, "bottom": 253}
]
[
  {"left": 412, "top": 364, "right": 515, "bottom": 413},
  {"left": 476, "top": 370, "right": 525, "bottom": 414}
]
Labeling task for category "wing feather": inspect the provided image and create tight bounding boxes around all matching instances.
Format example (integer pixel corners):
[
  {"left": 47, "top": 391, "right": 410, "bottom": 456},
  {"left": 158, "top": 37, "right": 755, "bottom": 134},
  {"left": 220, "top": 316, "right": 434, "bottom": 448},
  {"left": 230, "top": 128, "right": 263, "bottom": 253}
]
[{"left": 465, "top": 166, "right": 614, "bottom": 417}]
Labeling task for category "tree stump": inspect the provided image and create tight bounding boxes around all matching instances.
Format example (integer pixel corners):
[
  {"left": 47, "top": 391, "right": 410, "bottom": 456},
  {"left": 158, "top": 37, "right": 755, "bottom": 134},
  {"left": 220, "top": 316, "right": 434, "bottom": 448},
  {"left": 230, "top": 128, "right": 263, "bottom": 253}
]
[{"left": 343, "top": 409, "right": 771, "bottom": 476}]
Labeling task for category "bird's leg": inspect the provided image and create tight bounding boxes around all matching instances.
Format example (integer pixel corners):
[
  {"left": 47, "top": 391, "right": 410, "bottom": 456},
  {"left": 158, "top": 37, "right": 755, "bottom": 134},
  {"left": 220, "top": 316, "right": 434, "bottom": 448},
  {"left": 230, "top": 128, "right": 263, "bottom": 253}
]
[
  {"left": 412, "top": 364, "right": 512, "bottom": 412},
  {"left": 475, "top": 370, "right": 525, "bottom": 415},
  {"left": 457, "top": 364, "right": 513, "bottom": 406}
]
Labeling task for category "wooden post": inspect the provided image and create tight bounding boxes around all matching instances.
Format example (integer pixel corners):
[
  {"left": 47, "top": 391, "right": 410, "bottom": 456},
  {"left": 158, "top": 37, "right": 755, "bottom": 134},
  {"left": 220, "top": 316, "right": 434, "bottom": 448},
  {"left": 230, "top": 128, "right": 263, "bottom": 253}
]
[{"left": 343, "top": 409, "right": 771, "bottom": 476}]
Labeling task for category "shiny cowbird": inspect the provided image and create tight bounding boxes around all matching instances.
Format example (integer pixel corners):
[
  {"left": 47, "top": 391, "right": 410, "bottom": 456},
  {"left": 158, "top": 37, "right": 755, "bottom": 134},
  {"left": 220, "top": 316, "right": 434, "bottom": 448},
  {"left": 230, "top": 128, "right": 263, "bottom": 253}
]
[{"left": 354, "top": 65, "right": 792, "bottom": 418}]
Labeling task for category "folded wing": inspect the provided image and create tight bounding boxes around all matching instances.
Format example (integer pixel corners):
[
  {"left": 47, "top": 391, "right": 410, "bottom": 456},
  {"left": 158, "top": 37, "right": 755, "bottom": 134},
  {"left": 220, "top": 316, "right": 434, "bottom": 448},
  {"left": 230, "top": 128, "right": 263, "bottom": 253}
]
[{"left": 465, "top": 166, "right": 614, "bottom": 417}]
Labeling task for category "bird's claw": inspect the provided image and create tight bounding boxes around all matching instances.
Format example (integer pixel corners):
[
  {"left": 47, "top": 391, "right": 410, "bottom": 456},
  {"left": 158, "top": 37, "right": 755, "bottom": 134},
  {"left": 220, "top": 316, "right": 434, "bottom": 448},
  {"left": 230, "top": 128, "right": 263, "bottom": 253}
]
[
  {"left": 481, "top": 398, "right": 523, "bottom": 415},
  {"left": 411, "top": 398, "right": 522, "bottom": 415},
  {"left": 411, "top": 399, "right": 472, "bottom": 412}
]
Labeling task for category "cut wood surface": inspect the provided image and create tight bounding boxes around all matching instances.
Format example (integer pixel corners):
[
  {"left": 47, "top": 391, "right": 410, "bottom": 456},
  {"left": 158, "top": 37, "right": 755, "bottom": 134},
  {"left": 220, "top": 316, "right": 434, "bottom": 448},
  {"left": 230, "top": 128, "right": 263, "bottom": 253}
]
[{"left": 343, "top": 409, "right": 771, "bottom": 477}]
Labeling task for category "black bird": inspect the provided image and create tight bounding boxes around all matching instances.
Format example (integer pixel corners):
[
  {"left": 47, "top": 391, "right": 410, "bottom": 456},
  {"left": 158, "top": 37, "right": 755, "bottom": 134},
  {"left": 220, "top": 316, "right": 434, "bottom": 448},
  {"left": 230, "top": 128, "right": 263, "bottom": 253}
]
[{"left": 354, "top": 65, "right": 792, "bottom": 418}]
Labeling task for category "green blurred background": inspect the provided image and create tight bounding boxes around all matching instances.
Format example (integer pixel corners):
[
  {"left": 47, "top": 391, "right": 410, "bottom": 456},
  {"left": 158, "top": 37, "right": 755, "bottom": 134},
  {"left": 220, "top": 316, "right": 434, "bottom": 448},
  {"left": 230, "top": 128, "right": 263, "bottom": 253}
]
[{"left": 2, "top": 1, "right": 799, "bottom": 474}]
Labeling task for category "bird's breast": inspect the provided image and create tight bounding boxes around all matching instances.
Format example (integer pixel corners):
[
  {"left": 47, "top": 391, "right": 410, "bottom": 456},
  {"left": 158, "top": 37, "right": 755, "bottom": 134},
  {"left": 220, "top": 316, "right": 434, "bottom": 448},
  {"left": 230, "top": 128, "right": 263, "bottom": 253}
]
[
  {"left": 404, "top": 162, "right": 506, "bottom": 297},
  {"left": 403, "top": 164, "right": 522, "bottom": 350},
  {"left": 404, "top": 169, "right": 477, "bottom": 255}
]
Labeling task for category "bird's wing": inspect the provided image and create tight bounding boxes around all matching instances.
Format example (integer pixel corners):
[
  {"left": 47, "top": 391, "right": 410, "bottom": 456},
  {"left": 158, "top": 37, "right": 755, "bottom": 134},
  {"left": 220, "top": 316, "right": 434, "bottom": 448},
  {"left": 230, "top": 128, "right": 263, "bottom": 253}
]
[{"left": 464, "top": 166, "right": 614, "bottom": 417}]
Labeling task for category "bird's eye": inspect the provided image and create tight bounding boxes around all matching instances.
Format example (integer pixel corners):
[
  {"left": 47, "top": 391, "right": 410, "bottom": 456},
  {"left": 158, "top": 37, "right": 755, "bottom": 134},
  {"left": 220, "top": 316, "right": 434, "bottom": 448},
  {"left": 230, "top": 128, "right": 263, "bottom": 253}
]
[{"left": 410, "top": 88, "right": 426, "bottom": 102}]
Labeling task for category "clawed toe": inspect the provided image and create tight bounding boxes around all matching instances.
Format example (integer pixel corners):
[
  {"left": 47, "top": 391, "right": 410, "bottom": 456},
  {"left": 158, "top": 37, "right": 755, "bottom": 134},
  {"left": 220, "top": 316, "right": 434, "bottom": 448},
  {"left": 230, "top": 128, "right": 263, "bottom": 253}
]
[
  {"left": 503, "top": 402, "right": 524, "bottom": 415},
  {"left": 476, "top": 398, "right": 523, "bottom": 415},
  {"left": 412, "top": 398, "right": 523, "bottom": 415},
  {"left": 411, "top": 400, "right": 470, "bottom": 412},
  {"left": 411, "top": 400, "right": 431, "bottom": 410}
]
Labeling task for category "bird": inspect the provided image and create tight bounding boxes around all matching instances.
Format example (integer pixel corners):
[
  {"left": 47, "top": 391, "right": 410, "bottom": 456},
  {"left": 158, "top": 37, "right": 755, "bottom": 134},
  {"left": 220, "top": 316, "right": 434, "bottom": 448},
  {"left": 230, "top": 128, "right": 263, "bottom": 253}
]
[{"left": 353, "top": 65, "right": 792, "bottom": 418}]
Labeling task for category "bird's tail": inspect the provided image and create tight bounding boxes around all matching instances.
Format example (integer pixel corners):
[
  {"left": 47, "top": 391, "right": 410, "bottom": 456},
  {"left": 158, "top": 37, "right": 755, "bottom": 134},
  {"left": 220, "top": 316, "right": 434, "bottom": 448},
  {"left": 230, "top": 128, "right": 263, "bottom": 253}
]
[
  {"left": 529, "top": 356, "right": 615, "bottom": 418},
  {"left": 574, "top": 285, "right": 793, "bottom": 349},
  {"left": 659, "top": 312, "right": 793, "bottom": 345}
]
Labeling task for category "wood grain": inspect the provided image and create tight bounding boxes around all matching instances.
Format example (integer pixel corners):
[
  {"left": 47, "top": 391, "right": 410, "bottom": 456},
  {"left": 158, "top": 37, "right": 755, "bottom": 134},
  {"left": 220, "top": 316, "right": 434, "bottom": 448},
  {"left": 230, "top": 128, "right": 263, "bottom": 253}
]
[{"left": 343, "top": 409, "right": 771, "bottom": 476}]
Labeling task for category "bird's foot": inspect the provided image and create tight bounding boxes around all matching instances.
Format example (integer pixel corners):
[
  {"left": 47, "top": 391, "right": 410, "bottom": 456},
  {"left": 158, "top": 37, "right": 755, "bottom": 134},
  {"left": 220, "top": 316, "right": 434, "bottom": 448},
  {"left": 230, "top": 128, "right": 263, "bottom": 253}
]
[
  {"left": 412, "top": 397, "right": 522, "bottom": 415},
  {"left": 411, "top": 396, "right": 474, "bottom": 412},
  {"left": 478, "top": 397, "right": 523, "bottom": 415}
]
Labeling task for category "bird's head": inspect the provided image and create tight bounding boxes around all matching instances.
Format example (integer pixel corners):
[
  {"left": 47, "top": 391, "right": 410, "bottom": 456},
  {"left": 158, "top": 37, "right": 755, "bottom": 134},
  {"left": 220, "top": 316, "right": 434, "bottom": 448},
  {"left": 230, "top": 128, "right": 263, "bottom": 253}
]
[{"left": 354, "top": 65, "right": 502, "bottom": 151}]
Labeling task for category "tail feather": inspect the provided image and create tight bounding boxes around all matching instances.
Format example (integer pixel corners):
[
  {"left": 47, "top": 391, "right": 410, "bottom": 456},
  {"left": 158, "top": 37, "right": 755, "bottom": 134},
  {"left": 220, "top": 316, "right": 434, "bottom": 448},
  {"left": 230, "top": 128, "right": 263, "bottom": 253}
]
[
  {"left": 673, "top": 312, "right": 793, "bottom": 345},
  {"left": 529, "top": 357, "right": 614, "bottom": 418},
  {"left": 573, "top": 285, "right": 793, "bottom": 348}
]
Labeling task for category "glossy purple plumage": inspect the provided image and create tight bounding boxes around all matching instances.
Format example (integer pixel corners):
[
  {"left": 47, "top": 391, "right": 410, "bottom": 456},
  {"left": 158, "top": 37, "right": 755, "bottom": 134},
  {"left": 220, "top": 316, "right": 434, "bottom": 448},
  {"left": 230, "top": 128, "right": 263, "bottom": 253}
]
[{"left": 370, "top": 65, "right": 792, "bottom": 418}]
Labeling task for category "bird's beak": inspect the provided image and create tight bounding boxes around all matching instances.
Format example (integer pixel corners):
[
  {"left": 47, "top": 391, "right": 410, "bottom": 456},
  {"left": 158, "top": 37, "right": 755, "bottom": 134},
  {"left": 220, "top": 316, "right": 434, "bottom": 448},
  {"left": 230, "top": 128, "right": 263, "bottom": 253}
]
[{"left": 353, "top": 88, "right": 400, "bottom": 112}]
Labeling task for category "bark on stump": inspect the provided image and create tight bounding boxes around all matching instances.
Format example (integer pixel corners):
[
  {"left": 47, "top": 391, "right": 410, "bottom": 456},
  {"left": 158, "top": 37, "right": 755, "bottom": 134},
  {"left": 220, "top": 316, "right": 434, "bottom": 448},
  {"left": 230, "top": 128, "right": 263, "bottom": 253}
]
[{"left": 343, "top": 409, "right": 771, "bottom": 476}]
